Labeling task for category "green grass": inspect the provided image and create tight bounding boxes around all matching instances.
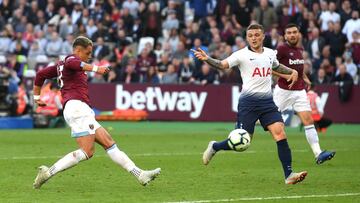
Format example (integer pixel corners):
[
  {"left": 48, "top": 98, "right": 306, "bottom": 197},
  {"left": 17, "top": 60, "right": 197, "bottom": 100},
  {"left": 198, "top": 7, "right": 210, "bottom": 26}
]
[{"left": 0, "top": 122, "right": 360, "bottom": 203}]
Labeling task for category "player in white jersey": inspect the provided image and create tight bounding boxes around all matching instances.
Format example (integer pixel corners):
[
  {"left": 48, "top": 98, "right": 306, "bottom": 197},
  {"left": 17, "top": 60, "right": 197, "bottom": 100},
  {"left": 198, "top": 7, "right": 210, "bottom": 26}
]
[
  {"left": 192, "top": 23, "right": 307, "bottom": 184},
  {"left": 272, "top": 24, "right": 335, "bottom": 164}
]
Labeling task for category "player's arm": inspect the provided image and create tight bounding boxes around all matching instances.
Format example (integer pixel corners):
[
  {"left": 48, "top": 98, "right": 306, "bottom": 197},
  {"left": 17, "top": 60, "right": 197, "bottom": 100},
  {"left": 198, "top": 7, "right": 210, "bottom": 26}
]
[
  {"left": 65, "top": 57, "right": 110, "bottom": 75},
  {"left": 191, "top": 48, "right": 230, "bottom": 71},
  {"left": 302, "top": 70, "right": 312, "bottom": 90},
  {"left": 33, "top": 65, "right": 58, "bottom": 106},
  {"left": 273, "top": 64, "right": 298, "bottom": 89},
  {"left": 80, "top": 62, "right": 111, "bottom": 75}
]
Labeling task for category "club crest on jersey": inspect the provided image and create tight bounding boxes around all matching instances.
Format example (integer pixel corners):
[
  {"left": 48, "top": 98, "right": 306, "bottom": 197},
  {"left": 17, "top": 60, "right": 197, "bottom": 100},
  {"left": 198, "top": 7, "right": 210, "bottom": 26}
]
[
  {"left": 252, "top": 67, "right": 271, "bottom": 77},
  {"left": 289, "top": 59, "right": 305, "bottom": 65}
]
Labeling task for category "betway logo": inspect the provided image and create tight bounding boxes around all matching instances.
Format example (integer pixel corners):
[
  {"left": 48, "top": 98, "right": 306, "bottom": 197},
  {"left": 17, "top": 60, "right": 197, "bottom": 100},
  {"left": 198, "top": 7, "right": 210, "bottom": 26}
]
[
  {"left": 116, "top": 85, "right": 207, "bottom": 119},
  {"left": 289, "top": 59, "right": 305, "bottom": 65}
]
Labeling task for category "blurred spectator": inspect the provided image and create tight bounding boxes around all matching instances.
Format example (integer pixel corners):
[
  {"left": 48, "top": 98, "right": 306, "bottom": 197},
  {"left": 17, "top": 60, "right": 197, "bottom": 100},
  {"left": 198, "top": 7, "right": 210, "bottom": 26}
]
[
  {"left": 35, "top": 82, "right": 62, "bottom": 117},
  {"left": 142, "top": 2, "right": 162, "bottom": 43},
  {"left": 136, "top": 47, "right": 156, "bottom": 78},
  {"left": 350, "top": 31, "right": 360, "bottom": 66},
  {"left": 45, "top": 32, "right": 62, "bottom": 57},
  {"left": 339, "top": 0, "right": 353, "bottom": 27},
  {"left": 173, "top": 41, "right": 188, "bottom": 61},
  {"left": 253, "top": 0, "right": 278, "bottom": 32},
  {"left": 16, "top": 82, "right": 29, "bottom": 115},
  {"left": 332, "top": 64, "right": 354, "bottom": 102},
  {"left": 306, "top": 27, "right": 325, "bottom": 61},
  {"left": 337, "top": 53, "right": 358, "bottom": 81},
  {"left": 93, "top": 37, "right": 110, "bottom": 60},
  {"left": 162, "top": 64, "right": 178, "bottom": 84},
  {"left": 61, "top": 34, "right": 74, "bottom": 55},
  {"left": 91, "top": 22, "right": 110, "bottom": 42},
  {"left": 325, "top": 22, "right": 347, "bottom": 57},
  {"left": 121, "top": 8, "right": 134, "bottom": 34},
  {"left": 231, "top": 0, "right": 253, "bottom": 30},
  {"left": 178, "top": 56, "right": 195, "bottom": 83},
  {"left": 28, "top": 40, "right": 45, "bottom": 58},
  {"left": 312, "top": 68, "right": 331, "bottom": 85},
  {"left": 307, "top": 85, "right": 332, "bottom": 133},
  {"left": 167, "top": 28, "right": 180, "bottom": 53},
  {"left": 120, "top": 63, "right": 140, "bottom": 84},
  {"left": 342, "top": 10, "right": 360, "bottom": 43},
  {"left": 318, "top": 2, "right": 340, "bottom": 32},
  {"left": 122, "top": 0, "right": 140, "bottom": 18},
  {"left": 190, "top": 63, "right": 215, "bottom": 85},
  {"left": 0, "top": 31, "right": 11, "bottom": 55},
  {"left": 163, "top": 10, "right": 179, "bottom": 38},
  {"left": 144, "top": 65, "right": 160, "bottom": 84},
  {"left": 86, "top": 19, "right": 98, "bottom": 39},
  {"left": 157, "top": 53, "right": 171, "bottom": 74}
]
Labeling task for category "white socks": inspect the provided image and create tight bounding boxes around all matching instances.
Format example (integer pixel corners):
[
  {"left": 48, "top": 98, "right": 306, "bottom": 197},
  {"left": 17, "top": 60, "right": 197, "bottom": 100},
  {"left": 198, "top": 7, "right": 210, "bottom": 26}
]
[
  {"left": 106, "top": 144, "right": 141, "bottom": 178},
  {"left": 304, "top": 125, "right": 322, "bottom": 157},
  {"left": 49, "top": 149, "right": 88, "bottom": 176}
]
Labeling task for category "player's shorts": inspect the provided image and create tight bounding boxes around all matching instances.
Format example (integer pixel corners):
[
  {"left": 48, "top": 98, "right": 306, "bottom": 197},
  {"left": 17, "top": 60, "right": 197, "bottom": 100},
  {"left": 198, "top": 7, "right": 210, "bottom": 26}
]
[
  {"left": 235, "top": 96, "right": 283, "bottom": 135},
  {"left": 273, "top": 85, "right": 311, "bottom": 112},
  {"left": 63, "top": 100, "right": 101, "bottom": 138}
]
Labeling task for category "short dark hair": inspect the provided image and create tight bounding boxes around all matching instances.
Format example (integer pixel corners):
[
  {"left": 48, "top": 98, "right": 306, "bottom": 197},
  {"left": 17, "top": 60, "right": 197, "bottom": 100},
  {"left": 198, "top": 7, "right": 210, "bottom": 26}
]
[
  {"left": 246, "top": 23, "right": 264, "bottom": 33},
  {"left": 285, "top": 23, "right": 300, "bottom": 31},
  {"left": 72, "top": 36, "right": 93, "bottom": 48}
]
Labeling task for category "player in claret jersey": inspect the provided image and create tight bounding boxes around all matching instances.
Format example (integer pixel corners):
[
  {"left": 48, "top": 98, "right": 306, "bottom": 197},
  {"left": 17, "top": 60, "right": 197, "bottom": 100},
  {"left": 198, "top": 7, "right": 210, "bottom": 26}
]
[
  {"left": 192, "top": 24, "right": 307, "bottom": 184},
  {"left": 273, "top": 24, "right": 335, "bottom": 164},
  {"left": 32, "top": 36, "right": 160, "bottom": 189}
]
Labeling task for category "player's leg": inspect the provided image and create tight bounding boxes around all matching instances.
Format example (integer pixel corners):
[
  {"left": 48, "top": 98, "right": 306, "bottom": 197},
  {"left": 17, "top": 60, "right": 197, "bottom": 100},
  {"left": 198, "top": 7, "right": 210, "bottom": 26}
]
[
  {"left": 94, "top": 127, "right": 160, "bottom": 186},
  {"left": 267, "top": 122, "right": 307, "bottom": 184},
  {"left": 297, "top": 111, "right": 322, "bottom": 156},
  {"left": 33, "top": 135, "right": 93, "bottom": 189},
  {"left": 33, "top": 100, "right": 94, "bottom": 189},
  {"left": 259, "top": 103, "right": 307, "bottom": 184},
  {"left": 294, "top": 91, "right": 335, "bottom": 164},
  {"left": 202, "top": 106, "right": 257, "bottom": 165}
]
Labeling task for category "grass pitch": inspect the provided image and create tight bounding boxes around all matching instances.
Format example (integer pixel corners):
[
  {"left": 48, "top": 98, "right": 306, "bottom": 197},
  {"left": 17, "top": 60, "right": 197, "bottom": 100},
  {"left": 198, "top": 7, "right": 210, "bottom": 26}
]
[{"left": 0, "top": 122, "right": 359, "bottom": 203}]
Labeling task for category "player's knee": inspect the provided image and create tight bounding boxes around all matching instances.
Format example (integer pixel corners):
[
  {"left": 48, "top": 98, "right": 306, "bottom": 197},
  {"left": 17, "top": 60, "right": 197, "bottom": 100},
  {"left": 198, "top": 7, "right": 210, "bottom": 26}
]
[
  {"left": 303, "top": 114, "right": 314, "bottom": 126},
  {"left": 82, "top": 148, "right": 94, "bottom": 159}
]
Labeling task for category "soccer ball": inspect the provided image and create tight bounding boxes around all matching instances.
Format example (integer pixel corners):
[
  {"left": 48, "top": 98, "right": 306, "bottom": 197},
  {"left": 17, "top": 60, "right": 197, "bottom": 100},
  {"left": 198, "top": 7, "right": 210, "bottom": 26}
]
[{"left": 227, "top": 129, "right": 251, "bottom": 152}]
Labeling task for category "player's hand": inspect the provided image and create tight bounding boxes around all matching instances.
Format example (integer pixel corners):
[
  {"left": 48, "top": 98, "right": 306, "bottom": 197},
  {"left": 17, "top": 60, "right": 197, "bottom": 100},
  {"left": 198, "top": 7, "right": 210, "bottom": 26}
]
[
  {"left": 35, "top": 99, "right": 47, "bottom": 107},
  {"left": 287, "top": 70, "right": 298, "bottom": 89},
  {"left": 97, "top": 66, "right": 111, "bottom": 75},
  {"left": 304, "top": 78, "right": 312, "bottom": 91},
  {"left": 190, "top": 48, "right": 208, "bottom": 61}
]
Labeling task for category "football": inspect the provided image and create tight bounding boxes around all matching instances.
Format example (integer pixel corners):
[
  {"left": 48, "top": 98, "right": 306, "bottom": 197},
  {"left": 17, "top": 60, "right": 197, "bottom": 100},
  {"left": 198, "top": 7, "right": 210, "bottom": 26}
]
[{"left": 227, "top": 129, "right": 251, "bottom": 152}]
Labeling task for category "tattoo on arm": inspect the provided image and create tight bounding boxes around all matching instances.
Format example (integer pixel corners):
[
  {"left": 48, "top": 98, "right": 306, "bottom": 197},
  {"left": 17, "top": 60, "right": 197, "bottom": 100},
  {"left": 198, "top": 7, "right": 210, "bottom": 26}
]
[
  {"left": 273, "top": 64, "right": 293, "bottom": 74},
  {"left": 205, "top": 57, "right": 224, "bottom": 70}
]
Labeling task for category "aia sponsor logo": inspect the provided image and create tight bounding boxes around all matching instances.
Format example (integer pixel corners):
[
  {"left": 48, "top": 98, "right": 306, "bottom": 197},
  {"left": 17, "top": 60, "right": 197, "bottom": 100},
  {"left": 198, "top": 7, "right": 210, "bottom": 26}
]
[{"left": 252, "top": 67, "right": 271, "bottom": 77}]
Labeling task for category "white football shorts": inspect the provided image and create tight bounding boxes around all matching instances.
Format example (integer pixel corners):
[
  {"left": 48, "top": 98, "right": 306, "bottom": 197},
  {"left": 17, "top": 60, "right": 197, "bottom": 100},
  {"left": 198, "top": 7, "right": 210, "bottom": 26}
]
[
  {"left": 273, "top": 85, "right": 311, "bottom": 112},
  {"left": 63, "top": 100, "right": 101, "bottom": 138}
]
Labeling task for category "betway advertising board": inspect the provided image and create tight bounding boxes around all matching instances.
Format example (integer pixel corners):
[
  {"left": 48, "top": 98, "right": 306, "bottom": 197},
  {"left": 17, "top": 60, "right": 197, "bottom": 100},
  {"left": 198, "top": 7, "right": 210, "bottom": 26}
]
[{"left": 89, "top": 84, "right": 360, "bottom": 123}]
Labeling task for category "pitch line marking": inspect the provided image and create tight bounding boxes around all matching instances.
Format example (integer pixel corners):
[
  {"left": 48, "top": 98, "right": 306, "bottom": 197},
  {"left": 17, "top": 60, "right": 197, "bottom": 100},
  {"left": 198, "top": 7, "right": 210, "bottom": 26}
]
[
  {"left": 0, "top": 150, "right": 312, "bottom": 160},
  {"left": 164, "top": 192, "right": 360, "bottom": 203}
]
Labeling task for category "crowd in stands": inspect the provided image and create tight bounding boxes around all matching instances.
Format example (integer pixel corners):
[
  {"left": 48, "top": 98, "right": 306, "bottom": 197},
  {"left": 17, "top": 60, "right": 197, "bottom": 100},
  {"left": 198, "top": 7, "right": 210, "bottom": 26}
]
[{"left": 0, "top": 0, "right": 359, "bottom": 116}]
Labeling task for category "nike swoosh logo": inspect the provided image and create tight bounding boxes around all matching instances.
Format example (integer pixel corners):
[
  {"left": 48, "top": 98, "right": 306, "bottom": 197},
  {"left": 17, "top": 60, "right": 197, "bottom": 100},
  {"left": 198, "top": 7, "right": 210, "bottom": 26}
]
[{"left": 250, "top": 58, "right": 255, "bottom": 61}]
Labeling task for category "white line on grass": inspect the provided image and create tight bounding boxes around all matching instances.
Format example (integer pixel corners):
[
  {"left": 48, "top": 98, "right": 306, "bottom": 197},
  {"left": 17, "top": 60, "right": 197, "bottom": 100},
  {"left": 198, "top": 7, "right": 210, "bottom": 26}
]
[
  {"left": 164, "top": 193, "right": 360, "bottom": 203},
  {"left": 0, "top": 150, "right": 311, "bottom": 160}
]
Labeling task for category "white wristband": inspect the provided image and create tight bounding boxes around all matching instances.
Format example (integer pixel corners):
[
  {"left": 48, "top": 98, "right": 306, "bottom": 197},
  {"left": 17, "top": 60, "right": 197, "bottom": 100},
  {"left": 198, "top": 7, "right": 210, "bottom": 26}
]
[
  {"left": 34, "top": 95, "right": 40, "bottom": 100},
  {"left": 92, "top": 65, "right": 99, "bottom": 72}
]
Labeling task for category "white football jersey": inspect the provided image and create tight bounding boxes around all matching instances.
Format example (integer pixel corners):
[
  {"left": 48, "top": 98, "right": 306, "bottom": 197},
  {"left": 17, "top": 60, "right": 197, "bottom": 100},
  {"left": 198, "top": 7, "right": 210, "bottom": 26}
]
[{"left": 226, "top": 47, "right": 279, "bottom": 98}]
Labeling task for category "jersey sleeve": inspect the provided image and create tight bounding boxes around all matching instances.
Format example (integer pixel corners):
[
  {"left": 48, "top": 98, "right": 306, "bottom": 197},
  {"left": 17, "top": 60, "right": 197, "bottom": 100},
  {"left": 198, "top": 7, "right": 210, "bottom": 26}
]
[
  {"left": 64, "top": 56, "right": 84, "bottom": 71},
  {"left": 34, "top": 65, "right": 58, "bottom": 86},
  {"left": 225, "top": 51, "right": 242, "bottom": 68},
  {"left": 272, "top": 50, "right": 280, "bottom": 69}
]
